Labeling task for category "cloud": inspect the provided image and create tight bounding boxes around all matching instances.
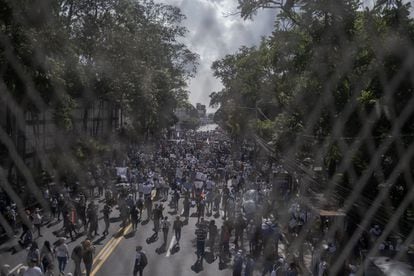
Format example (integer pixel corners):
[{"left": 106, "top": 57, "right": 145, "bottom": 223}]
[{"left": 155, "top": 0, "right": 277, "bottom": 111}]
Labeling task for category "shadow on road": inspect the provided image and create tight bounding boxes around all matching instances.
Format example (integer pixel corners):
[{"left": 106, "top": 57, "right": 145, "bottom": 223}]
[
  {"left": 92, "top": 235, "right": 106, "bottom": 245},
  {"left": 124, "top": 231, "right": 135, "bottom": 239},
  {"left": 46, "top": 220, "right": 60, "bottom": 228},
  {"left": 109, "top": 217, "right": 121, "bottom": 223},
  {"left": 155, "top": 243, "right": 167, "bottom": 254},
  {"left": 191, "top": 259, "right": 204, "bottom": 273},
  {"left": 146, "top": 233, "right": 158, "bottom": 244},
  {"left": 204, "top": 251, "right": 216, "bottom": 264},
  {"left": 170, "top": 243, "right": 180, "bottom": 255}
]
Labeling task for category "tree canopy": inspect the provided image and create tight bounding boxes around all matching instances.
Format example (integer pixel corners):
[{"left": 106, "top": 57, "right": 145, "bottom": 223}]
[
  {"left": 211, "top": 0, "right": 414, "bottom": 237},
  {"left": 0, "top": 0, "right": 198, "bottom": 136}
]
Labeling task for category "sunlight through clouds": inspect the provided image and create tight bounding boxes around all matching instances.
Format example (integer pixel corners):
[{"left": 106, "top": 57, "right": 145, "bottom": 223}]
[{"left": 155, "top": 0, "right": 277, "bottom": 110}]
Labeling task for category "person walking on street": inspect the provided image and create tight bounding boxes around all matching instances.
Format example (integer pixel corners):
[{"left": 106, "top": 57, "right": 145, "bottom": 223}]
[
  {"left": 57, "top": 195, "right": 65, "bottom": 221},
  {"left": 64, "top": 211, "right": 77, "bottom": 241},
  {"left": 208, "top": 220, "right": 218, "bottom": 250},
  {"left": 87, "top": 202, "right": 99, "bottom": 238},
  {"left": 234, "top": 214, "right": 247, "bottom": 249},
  {"left": 220, "top": 223, "right": 231, "bottom": 262},
  {"left": 136, "top": 196, "right": 144, "bottom": 219},
  {"left": 173, "top": 216, "right": 183, "bottom": 244},
  {"left": 40, "top": 241, "right": 54, "bottom": 273},
  {"left": 19, "top": 210, "right": 31, "bottom": 241},
  {"left": 143, "top": 182, "right": 153, "bottom": 220},
  {"left": 32, "top": 208, "right": 43, "bottom": 238},
  {"left": 244, "top": 254, "right": 255, "bottom": 276},
  {"left": 131, "top": 206, "right": 140, "bottom": 231},
  {"left": 195, "top": 221, "right": 208, "bottom": 262},
  {"left": 26, "top": 242, "right": 40, "bottom": 267},
  {"left": 82, "top": 239, "right": 95, "bottom": 276},
  {"left": 19, "top": 228, "right": 33, "bottom": 249},
  {"left": 23, "top": 259, "right": 43, "bottom": 276},
  {"left": 172, "top": 189, "right": 180, "bottom": 212},
  {"left": 182, "top": 195, "right": 190, "bottom": 220},
  {"left": 232, "top": 250, "right": 243, "bottom": 276},
  {"left": 54, "top": 238, "right": 69, "bottom": 275},
  {"left": 152, "top": 204, "right": 163, "bottom": 237},
  {"left": 133, "top": 246, "right": 148, "bottom": 276},
  {"left": 161, "top": 217, "right": 170, "bottom": 245},
  {"left": 196, "top": 199, "right": 205, "bottom": 224},
  {"left": 102, "top": 203, "right": 112, "bottom": 236},
  {"left": 71, "top": 243, "right": 83, "bottom": 276},
  {"left": 50, "top": 198, "right": 58, "bottom": 220}
]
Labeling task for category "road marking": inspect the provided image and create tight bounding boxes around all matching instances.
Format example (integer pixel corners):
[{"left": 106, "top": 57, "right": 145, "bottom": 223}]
[
  {"left": 90, "top": 224, "right": 132, "bottom": 276},
  {"left": 80, "top": 224, "right": 131, "bottom": 275},
  {"left": 91, "top": 224, "right": 129, "bottom": 264},
  {"left": 165, "top": 235, "right": 177, "bottom": 257},
  {"left": 9, "top": 263, "right": 23, "bottom": 274},
  {"left": 94, "top": 237, "right": 117, "bottom": 262}
]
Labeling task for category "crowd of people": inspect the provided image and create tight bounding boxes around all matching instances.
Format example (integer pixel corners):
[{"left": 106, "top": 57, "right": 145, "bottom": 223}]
[{"left": 1, "top": 128, "right": 412, "bottom": 276}]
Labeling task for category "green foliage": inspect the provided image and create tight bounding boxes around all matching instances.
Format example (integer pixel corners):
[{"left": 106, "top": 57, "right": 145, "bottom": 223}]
[
  {"left": 211, "top": 0, "right": 414, "bottom": 215},
  {"left": 1, "top": 0, "right": 198, "bottom": 141}
]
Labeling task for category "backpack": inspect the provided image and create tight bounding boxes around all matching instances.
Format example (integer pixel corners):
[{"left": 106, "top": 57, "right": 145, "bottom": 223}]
[
  {"left": 140, "top": 252, "right": 148, "bottom": 268},
  {"left": 136, "top": 199, "right": 144, "bottom": 209},
  {"left": 71, "top": 245, "right": 82, "bottom": 261}
]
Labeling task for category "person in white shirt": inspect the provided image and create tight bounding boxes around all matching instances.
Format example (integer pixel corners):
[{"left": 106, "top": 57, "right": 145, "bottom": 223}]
[
  {"left": 55, "top": 238, "right": 69, "bottom": 274},
  {"left": 23, "top": 259, "right": 43, "bottom": 276},
  {"left": 32, "top": 209, "right": 42, "bottom": 238}
]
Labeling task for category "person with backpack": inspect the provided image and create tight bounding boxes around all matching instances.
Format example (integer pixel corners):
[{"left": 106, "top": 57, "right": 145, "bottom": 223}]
[
  {"left": 131, "top": 206, "right": 140, "bottom": 231},
  {"left": 19, "top": 228, "right": 33, "bottom": 249},
  {"left": 23, "top": 258, "right": 43, "bottom": 276},
  {"left": 71, "top": 243, "right": 83, "bottom": 276},
  {"left": 26, "top": 242, "right": 40, "bottom": 267},
  {"left": 244, "top": 254, "right": 255, "bottom": 276},
  {"left": 82, "top": 239, "right": 95, "bottom": 276},
  {"left": 133, "top": 246, "right": 147, "bottom": 276},
  {"left": 40, "top": 241, "right": 54, "bottom": 273},
  {"left": 232, "top": 250, "right": 243, "bottom": 276}
]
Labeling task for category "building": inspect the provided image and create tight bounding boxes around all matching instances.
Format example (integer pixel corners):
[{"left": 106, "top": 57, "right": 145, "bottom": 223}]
[{"left": 0, "top": 97, "right": 123, "bottom": 182}]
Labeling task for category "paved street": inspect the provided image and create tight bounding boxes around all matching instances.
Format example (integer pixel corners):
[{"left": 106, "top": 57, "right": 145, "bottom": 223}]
[
  {"left": 1, "top": 192, "right": 256, "bottom": 276},
  {"left": 0, "top": 196, "right": 125, "bottom": 275}
]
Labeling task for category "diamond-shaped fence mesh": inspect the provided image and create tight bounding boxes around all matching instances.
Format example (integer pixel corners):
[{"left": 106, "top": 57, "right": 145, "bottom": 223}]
[{"left": 1, "top": 0, "right": 414, "bottom": 275}]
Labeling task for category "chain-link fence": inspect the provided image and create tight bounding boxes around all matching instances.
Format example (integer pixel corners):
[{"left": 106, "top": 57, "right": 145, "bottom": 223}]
[{"left": 1, "top": 0, "right": 414, "bottom": 275}]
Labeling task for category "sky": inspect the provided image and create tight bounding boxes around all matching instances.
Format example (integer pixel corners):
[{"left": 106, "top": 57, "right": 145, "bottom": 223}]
[
  {"left": 155, "top": 0, "right": 278, "bottom": 111},
  {"left": 155, "top": 1, "right": 413, "bottom": 112}
]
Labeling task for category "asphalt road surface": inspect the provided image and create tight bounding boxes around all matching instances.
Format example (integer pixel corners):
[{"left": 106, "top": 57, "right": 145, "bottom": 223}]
[{"left": 0, "top": 193, "right": 241, "bottom": 276}]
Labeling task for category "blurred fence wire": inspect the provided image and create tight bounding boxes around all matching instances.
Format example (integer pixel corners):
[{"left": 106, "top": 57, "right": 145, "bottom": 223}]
[{"left": 1, "top": 0, "right": 414, "bottom": 275}]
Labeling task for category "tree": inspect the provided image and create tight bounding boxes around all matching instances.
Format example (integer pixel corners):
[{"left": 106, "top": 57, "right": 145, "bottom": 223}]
[{"left": 211, "top": 0, "right": 414, "bottom": 253}]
